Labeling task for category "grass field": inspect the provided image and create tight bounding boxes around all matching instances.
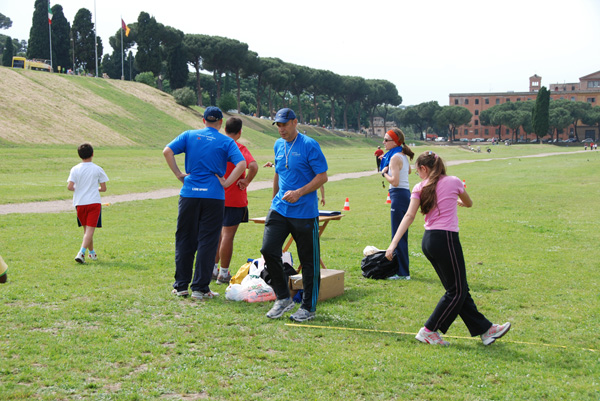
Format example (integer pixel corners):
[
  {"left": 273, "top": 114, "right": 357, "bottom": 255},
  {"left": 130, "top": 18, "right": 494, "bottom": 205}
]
[
  {"left": 0, "top": 143, "right": 584, "bottom": 205},
  {"left": 0, "top": 144, "right": 598, "bottom": 400}
]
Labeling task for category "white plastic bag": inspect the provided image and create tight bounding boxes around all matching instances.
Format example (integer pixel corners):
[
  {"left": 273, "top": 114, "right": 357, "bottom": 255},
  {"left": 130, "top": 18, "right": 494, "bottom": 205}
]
[
  {"left": 363, "top": 245, "right": 380, "bottom": 257},
  {"left": 225, "top": 283, "right": 249, "bottom": 301},
  {"left": 240, "top": 275, "right": 276, "bottom": 303},
  {"left": 249, "top": 257, "right": 266, "bottom": 277},
  {"left": 249, "top": 252, "right": 293, "bottom": 277}
]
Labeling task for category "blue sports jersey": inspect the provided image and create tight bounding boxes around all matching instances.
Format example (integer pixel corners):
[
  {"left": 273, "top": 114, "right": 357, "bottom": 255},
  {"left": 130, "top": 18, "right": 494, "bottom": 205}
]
[
  {"left": 271, "top": 133, "right": 328, "bottom": 218},
  {"left": 167, "top": 127, "right": 244, "bottom": 199}
]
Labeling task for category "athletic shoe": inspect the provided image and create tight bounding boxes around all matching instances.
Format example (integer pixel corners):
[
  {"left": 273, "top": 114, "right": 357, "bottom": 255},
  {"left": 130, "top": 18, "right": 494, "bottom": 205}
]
[
  {"left": 387, "top": 274, "right": 410, "bottom": 280},
  {"left": 289, "top": 308, "right": 315, "bottom": 322},
  {"left": 266, "top": 297, "right": 295, "bottom": 319},
  {"left": 75, "top": 252, "right": 85, "bottom": 264},
  {"left": 415, "top": 327, "right": 449, "bottom": 346},
  {"left": 191, "top": 290, "right": 220, "bottom": 300},
  {"left": 481, "top": 322, "right": 511, "bottom": 345},
  {"left": 211, "top": 264, "right": 219, "bottom": 281},
  {"left": 171, "top": 288, "right": 189, "bottom": 297},
  {"left": 216, "top": 272, "right": 232, "bottom": 284},
  {"left": 88, "top": 253, "right": 97, "bottom": 261}
]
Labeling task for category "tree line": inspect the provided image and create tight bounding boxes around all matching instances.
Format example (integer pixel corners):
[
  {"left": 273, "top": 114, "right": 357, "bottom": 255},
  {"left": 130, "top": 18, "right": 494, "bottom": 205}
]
[
  {"left": 101, "top": 13, "right": 408, "bottom": 134},
  {"left": 4, "top": 3, "right": 599, "bottom": 139},
  {"left": 7, "top": 1, "right": 535, "bottom": 138}
]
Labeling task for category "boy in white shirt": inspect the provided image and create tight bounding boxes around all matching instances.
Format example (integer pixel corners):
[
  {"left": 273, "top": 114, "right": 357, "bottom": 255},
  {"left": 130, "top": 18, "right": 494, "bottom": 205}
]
[{"left": 67, "top": 143, "right": 109, "bottom": 263}]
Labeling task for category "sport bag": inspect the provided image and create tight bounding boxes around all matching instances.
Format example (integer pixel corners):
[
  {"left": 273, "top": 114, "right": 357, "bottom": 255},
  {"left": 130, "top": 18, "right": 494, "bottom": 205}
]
[{"left": 361, "top": 251, "right": 398, "bottom": 279}]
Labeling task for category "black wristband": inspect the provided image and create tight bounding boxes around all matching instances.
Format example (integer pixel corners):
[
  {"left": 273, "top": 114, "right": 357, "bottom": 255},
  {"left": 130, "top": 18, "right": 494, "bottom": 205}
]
[{"left": 381, "top": 172, "right": 385, "bottom": 177}]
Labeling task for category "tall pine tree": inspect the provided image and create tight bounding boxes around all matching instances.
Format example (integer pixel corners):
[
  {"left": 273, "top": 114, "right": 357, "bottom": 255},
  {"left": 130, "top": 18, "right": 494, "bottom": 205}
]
[
  {"left": 162, "top": 27, "right": 187, "bottom": 90},
  {"left": 135, "top": 12, "right": 162, "bottom": 76},
  {"left": 27, "top": 0, "right": 50, "bottom": 60},
  {"left": 71, "top": 8, "right": 102, "bottom": 74},
  {"left": 2, "top": 35, "right": 14, "bottom": 66},
  {"left": 533, "top": 86, "right": 550, "bottom": 141},
  {"left": 51, "top": 4, "right": 71, "bottom": 72}
]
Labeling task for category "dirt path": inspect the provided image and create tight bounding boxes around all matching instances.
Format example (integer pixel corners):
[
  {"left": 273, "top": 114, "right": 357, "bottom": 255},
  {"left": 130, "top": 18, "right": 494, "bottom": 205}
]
[
  {"left": 0, "top": 170, "right": 378, "bottom": 215},
  {"left": 0, "top": 150, "right": 588, "bottom": 215}
]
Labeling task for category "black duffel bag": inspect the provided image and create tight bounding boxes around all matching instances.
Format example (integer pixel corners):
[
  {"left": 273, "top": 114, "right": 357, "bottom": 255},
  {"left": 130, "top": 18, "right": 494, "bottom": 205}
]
[{"left": 361, "top": 251, "right": 398, "bottom": 279}]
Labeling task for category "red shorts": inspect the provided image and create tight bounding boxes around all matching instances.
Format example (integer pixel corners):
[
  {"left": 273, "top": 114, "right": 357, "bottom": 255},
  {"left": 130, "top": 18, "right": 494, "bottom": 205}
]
[{"left": 76, "top": 204, "right": 102, "bottom": 227}]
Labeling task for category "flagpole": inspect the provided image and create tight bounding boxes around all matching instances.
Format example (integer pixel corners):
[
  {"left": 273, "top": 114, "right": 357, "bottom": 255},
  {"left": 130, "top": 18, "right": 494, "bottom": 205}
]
[
  {"left": 48, "top": 0, "right": 53, "bottom": 71},
  {"left": 121, "top": 17, "right": 124, "bottom": 80},
  {"left": 94, "top": 0, "right": 98, "bottom": 77}
]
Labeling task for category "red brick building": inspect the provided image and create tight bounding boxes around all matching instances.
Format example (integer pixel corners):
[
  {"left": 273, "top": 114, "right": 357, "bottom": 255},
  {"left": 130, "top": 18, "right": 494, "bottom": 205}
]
[{"left": 449, "top": 70, "right": 600, "bottom": 142}]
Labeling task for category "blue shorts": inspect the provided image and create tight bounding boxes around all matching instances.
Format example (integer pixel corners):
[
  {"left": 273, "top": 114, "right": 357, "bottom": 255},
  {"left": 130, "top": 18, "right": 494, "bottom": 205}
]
[{"left": 223, "top": 206, "right": 248, "bottom": 227}]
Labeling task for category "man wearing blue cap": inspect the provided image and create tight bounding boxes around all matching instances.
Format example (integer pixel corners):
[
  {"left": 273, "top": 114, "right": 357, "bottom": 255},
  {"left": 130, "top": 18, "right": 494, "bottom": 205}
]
[
  {"left": 262, "top": 108, "right": 328, "bottom": 322},
  {"left": 164, "top": 106, "right": 246, "bottom": 300}
]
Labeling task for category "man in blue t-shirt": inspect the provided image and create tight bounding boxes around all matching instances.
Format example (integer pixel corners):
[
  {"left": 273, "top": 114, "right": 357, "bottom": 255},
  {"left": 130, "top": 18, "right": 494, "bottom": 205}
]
[
  {"left": 261, "top": 108, "right": 328, "bottom": 322},
  {"left": 163, "top": 106, "right": 246, "bottom": 300}
]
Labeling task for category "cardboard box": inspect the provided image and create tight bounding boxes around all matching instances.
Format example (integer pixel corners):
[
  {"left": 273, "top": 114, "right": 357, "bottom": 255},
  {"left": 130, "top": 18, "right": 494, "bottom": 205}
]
[{"left": 288, "top": 269, "right": 345, "bottom": 301}]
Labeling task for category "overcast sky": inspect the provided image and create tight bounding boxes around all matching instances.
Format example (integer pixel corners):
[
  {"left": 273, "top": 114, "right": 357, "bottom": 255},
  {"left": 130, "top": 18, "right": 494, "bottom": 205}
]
[{"left": 3, "top": 0, "right": 600, "bottom": 106}]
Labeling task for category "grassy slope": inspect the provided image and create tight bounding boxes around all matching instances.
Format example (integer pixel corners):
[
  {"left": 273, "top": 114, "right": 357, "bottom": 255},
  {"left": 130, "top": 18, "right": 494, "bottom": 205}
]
[{"left": 0, "top": 66, "right": 379, "bottom": 149}]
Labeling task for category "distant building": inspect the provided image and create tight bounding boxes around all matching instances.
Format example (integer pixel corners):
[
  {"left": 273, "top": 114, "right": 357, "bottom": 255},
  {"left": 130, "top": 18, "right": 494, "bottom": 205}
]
[
  {"left": 366, "top": 117, "right": 396, "bottom": 137},
  {"left": 449, "top": 71, "right": 600, "bottom": 142}
]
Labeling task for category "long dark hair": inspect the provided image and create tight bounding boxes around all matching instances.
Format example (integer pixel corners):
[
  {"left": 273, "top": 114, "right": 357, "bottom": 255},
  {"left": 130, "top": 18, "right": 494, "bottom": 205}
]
[
  {"left": 391, "top": 128, "right": 415, "bottom": 161},
  {"left": 416, "top": 151, "right": 446, "bottom": 215}
]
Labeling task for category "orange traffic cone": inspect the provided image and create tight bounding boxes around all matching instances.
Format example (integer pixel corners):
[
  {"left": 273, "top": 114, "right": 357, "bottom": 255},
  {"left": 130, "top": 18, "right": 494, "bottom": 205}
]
[
  {"left": 386, "top": 193, "right": 391, "bottom": 204},
  {"left": 343, "top": 198, "right": 350, "bottom": 211}
]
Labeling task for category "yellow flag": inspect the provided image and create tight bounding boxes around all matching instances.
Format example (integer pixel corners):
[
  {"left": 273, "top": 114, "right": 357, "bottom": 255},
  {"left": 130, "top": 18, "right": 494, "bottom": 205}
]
[{"left": 121, "top": 19, "right": 130, "bottom": 37}]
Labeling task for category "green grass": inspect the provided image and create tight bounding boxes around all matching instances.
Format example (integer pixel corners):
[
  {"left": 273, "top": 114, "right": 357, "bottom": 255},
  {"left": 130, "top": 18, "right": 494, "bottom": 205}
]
[
  {"left": 0, "top": 143, "right": 582, "bottom": 204},
  {"left": 1, "top": 147, "right": 599, "bottom": 400}
]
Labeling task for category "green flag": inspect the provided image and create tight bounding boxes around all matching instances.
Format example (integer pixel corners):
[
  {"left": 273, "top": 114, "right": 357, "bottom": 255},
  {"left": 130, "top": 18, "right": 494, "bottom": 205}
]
[{"left": 48, "top": 1, "right": 53, "bottom": 25}]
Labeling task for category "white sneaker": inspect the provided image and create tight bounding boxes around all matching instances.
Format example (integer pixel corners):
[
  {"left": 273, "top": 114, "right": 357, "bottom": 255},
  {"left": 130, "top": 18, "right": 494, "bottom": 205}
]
[
  {"left": 172, "top": 288, "right": 189, "bottom": 297},
  {"left": 415, "top": 327, "right": 449, "bottom": 346},
  {"left": 387, "top": 274, "right": 410, "bottom": 280},
  {"left": 75, "top": 252, "right": 85, "bottom": 264},
  {"left": 88, "top": 253, "right": 98, "bottom": 261},
  {"left": 216, "top": 271, "right": 232, "bottom": 284},
  {"left": 289, "top": 308, "right": 315, "bottom": 322},
  {"left": 481, "top": 322, "right": 511, "bottom": 345},
  {"left": 191, "top": 290, "right": 220, "bottom": 300},
  {"left": 266, "top": 298, "right": 294, "bottom": 319}
]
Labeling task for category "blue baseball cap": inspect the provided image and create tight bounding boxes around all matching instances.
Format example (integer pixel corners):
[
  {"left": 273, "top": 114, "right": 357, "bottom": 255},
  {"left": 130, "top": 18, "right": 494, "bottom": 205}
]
[
  {"left": 273, "top": 108, "right": 297, "bottom": 124},
  {"left": 204, "top": 106, "right": 223, "bottom": 122}
]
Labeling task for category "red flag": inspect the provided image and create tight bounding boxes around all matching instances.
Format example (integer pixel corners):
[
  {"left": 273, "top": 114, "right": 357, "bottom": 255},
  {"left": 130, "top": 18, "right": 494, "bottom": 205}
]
[{"left": 121, "top": 19, "right": 130, "bottom": 37}]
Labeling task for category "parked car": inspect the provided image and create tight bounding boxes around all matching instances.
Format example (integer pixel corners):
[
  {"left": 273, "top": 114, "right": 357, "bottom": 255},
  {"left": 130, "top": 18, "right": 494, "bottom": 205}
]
[
  {"left": 434, "top": 137, "right": 446, "bottom": 142},
  {"left": 472, "top": 138, "right": 485, "bottom": 142},
  {"left": 582, "top": 138, "right": 594, "bottom": 143}
]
